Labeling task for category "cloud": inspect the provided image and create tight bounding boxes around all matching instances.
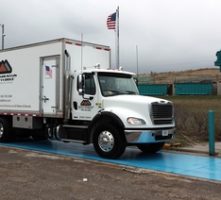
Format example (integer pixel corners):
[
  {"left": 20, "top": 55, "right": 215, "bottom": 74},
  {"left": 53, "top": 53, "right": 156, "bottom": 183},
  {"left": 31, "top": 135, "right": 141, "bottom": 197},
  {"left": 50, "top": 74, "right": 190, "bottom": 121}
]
[{"left": 0, "top": 0, "right": 221, "bottom": 72}]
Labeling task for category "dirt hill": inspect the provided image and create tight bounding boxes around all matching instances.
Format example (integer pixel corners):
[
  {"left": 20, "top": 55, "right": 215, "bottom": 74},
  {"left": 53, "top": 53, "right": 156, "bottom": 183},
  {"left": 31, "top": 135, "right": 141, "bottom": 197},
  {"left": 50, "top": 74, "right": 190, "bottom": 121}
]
[{"left": 139, "top": 68, "right": 221, "bottom": 84}]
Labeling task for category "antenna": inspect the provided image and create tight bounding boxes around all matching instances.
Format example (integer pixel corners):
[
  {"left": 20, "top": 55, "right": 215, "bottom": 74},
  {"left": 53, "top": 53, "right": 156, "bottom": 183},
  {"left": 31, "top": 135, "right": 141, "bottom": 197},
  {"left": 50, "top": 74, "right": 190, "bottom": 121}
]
[
  {"left": 81, "top": 33, "right": 83, "bottom": 72},
  {"left": 0, "top": 24, "right": 6, "bottom": 50}
]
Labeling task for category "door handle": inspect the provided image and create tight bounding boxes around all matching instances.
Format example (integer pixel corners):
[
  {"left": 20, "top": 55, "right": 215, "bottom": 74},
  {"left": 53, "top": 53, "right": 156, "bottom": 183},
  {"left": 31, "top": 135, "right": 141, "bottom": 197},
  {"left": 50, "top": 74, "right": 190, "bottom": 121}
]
[{"left": 42, "top": 96, "right": 50, "bottom": 103}]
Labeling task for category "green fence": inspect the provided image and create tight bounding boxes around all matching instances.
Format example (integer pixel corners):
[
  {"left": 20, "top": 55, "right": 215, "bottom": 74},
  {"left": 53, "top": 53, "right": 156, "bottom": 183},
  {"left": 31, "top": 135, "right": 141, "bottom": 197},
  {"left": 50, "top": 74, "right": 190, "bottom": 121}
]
[
  {"left": 138, "top": 84, "right": 168, "bottom": 96},
  {"left": 138, "top": 82, "right": 213, "bottom": 96},
  {"left": 175, "top": 82, "right": 213, "bottom": 95}
]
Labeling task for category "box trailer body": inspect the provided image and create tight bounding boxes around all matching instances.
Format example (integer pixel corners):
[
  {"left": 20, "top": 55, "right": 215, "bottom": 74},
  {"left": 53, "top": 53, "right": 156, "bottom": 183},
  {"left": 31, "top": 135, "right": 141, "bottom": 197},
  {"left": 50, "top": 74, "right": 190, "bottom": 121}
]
[
  {"left": 0, "top": 38, "right": 175, "bottom": 158},
  {"left": 0, "top": 38, "right": 110, "bottom": 117}
]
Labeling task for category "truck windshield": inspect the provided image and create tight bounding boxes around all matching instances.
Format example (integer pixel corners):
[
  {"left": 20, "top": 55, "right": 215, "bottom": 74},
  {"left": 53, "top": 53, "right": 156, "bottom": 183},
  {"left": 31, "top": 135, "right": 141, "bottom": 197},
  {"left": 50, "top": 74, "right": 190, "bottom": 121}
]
[{"left": 98, "top": 72, "right": 139, "bottom": 97}]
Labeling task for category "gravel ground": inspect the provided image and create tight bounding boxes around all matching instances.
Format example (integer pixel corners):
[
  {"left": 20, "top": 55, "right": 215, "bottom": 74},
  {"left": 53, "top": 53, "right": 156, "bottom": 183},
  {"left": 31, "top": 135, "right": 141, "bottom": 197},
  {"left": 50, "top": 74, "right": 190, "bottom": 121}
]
[{"left": 0, "top": 146, "right": 221, "bottom": 200}]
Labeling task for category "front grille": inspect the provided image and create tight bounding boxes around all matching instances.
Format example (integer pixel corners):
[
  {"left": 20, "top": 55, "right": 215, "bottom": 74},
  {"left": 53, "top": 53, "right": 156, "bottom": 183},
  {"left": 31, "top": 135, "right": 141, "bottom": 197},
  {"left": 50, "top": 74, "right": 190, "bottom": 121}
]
[{"left": 151, "top": 102, "right": 173, "bottom": 125}]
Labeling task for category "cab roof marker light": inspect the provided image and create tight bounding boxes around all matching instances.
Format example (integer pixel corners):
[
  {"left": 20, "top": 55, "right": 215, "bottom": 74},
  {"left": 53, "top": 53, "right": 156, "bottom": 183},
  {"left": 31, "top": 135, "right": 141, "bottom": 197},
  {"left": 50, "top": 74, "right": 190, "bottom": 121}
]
[{"left": 94, "top": 63, "right": 100, "bottom": 69}]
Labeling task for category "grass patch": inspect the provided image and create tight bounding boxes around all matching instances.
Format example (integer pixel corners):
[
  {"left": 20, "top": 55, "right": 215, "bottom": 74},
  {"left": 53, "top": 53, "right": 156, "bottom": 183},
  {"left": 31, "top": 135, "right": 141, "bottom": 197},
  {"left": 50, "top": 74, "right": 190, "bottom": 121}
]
[{"left": 162, "top": 96, "right": 221, "bottom": 145}]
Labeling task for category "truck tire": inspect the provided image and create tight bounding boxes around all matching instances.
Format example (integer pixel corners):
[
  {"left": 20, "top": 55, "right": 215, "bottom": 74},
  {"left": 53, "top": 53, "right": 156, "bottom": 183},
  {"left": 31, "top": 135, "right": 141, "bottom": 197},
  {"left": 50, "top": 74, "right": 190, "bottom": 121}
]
[
  {"left": 0, "top": 118, "right": 11, "bottom": 142},
  {"left": 137, "top": 142, "right": 165, "bottom": 154},
  {"left": 93, "top": 121, "right": 126, "bottom": 159}
]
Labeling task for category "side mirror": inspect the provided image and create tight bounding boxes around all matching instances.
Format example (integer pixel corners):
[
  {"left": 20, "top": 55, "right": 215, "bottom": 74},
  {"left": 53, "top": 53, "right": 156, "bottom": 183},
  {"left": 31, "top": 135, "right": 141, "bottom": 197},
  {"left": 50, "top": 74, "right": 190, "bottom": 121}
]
[
  {"left": 134, "top": 77, "right": 138, "bottom": 85},
  {"left": 77, "top": 74, "right": 85, "bottom": 95},
  {"left": 77, "top": 73, "right": 94, "bottom": 100}
]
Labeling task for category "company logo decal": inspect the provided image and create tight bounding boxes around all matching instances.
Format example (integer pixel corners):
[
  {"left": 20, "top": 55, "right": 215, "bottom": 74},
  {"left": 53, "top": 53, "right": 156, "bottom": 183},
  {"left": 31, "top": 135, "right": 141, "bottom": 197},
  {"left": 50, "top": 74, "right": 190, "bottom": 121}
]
[
  {"left": 79, "top": 100, "right": 94, "bottom": 112},
  {"left": 0, "top": 60, "right": 17, "bottom": 83},
  {"left": 0, "top": 60, "right": 12, "bottom": 74},
  {"left": 80, "top": 100, "right": 91, "bottom": 106}
]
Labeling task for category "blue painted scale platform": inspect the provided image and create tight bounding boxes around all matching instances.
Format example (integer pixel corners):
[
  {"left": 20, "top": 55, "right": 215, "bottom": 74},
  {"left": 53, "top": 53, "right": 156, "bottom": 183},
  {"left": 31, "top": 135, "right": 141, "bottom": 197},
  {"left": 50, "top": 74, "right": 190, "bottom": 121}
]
[{"left": 1, "top": 140, "right": 221, "bottom": 182}]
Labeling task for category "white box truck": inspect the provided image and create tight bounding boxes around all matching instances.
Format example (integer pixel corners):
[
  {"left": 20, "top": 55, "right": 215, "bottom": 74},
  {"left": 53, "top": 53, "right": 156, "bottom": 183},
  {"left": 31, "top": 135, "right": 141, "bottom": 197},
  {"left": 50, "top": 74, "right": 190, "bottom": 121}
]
[{"left": 0, "top": 38, "right": 175, "bottom": 158}]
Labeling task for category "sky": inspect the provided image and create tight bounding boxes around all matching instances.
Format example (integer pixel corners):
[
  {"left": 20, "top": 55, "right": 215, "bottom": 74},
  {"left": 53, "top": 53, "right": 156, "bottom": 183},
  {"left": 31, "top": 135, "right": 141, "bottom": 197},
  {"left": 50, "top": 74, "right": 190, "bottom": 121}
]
[{"left": 0, "top": 0, "right": 221, "bottom": 73}]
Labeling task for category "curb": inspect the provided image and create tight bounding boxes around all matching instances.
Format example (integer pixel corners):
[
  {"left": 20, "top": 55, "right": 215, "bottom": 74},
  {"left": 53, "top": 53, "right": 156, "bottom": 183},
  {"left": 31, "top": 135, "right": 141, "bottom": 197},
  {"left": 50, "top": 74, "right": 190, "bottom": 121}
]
[{"left": 164, "top": 146, "right": 220, "bottom": 157}]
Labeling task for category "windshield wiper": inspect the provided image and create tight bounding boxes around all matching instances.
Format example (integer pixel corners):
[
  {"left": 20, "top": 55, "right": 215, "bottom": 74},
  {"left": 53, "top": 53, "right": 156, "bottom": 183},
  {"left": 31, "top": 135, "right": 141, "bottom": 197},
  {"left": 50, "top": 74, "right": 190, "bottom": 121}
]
[
  {"left": 123, "top": 91, "right": 137, "bottom": 95},
  {"left": 103, "top": 90, "right": 137, "bottom": 96},
  {"left": 103, "top": 90, "right": 121, "bottom": 96}
]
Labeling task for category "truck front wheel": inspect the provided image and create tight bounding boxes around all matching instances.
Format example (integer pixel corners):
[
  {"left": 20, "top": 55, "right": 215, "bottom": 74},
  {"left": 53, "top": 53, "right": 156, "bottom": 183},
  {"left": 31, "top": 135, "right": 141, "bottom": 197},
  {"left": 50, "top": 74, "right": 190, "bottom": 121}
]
[
  {"left": 93, "top": 121, "right": 126, "bottom": 159},
  {"left": 137, "top": 142, "right": 165, "bottom": 154},
  {"left": 0, "top": 118, "right": 11, "bottom": 142}
]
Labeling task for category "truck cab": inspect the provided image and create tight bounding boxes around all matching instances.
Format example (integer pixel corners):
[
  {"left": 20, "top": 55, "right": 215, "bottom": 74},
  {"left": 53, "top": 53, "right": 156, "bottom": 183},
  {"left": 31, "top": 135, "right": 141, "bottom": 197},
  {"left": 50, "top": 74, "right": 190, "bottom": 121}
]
[{"left": 58, "top": 67, "right": 175, "bottom": 158}]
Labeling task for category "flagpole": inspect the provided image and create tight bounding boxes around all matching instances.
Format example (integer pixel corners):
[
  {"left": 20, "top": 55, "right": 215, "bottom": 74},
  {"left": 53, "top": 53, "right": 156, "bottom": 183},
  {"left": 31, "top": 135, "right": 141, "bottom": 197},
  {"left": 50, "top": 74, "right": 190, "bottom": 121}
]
[{"left": 116, "top": 6, "right": 120, "bottom": 69}]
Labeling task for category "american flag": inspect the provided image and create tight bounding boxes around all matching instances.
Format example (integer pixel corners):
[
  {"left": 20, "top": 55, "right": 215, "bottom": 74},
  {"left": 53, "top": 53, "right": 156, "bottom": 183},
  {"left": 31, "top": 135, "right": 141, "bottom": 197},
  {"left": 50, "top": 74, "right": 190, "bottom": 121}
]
[
  {"left": 107, "top": 12, "right": 116, "bottom": 30},
  {"left": 45, "top": 65, "right": 52, "bottom": 78}
]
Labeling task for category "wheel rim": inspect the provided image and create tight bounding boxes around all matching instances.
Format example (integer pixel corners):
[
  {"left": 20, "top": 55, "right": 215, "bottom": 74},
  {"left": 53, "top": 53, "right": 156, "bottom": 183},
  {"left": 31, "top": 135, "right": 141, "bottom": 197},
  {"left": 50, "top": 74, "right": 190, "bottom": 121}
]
[
  {"left": 98, "top": 131, "right": 115, "bottom": 152},
  {"left": 0, "top": 123, "right": 4, "bottom": 139}
]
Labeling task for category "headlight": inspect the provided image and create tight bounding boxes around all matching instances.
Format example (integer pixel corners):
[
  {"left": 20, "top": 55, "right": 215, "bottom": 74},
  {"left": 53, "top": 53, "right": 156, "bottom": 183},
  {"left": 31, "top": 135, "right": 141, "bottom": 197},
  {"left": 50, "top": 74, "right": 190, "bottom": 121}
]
[{"left": 127, "top": 117, "right": 146, "bottom": 125}]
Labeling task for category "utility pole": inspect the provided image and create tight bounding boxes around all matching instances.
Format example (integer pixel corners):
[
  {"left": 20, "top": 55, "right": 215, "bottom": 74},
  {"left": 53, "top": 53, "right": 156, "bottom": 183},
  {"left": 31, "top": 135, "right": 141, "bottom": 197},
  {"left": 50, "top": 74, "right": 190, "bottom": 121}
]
[
  {"left": 0, "top": 24, "right": 6, "bottom": 50},
  {"left": 136, "top": 45, "right": 139, "bottom": 84}
]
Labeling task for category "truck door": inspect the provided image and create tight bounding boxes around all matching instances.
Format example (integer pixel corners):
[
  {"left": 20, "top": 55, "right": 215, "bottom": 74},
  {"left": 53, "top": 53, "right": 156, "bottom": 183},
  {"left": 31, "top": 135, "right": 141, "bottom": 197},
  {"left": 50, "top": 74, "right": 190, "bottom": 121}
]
[
  {"left": 73, "top": 73, "right": 99, "bottom": 120},
  {"left": 41, "top": 56, "right": 60, "bottom": 116}
]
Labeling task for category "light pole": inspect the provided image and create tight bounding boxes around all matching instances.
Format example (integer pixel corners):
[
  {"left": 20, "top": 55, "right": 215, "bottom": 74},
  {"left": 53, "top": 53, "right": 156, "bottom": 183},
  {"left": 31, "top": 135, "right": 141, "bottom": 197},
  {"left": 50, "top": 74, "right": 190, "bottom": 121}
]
[
  {"left": 136, "top": 45, "right": 139, "bottom": 84},
  {"left": 0, "top": 24, "right": 6, "bottom": 50}
]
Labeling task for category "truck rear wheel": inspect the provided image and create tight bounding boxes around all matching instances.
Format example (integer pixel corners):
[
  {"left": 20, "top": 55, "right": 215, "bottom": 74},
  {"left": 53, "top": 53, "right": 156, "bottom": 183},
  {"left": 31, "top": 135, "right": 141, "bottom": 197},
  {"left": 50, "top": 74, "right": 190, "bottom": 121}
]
[
  {"left": 0, "top": 118, "right": 12, "bottom": 142},
  {"left": 137, "top": 142, "right": 165, "bottom": 154},
  {"left": 93, "top": 121, "right": 126, "bottom": 159}
]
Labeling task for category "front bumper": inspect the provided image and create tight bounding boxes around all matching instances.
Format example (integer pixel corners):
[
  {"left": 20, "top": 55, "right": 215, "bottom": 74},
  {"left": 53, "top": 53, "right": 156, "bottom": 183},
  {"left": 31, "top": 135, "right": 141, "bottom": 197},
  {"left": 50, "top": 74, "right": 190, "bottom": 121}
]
[{"left": 125, "top": 128, "right": 175, "bottom": 144}]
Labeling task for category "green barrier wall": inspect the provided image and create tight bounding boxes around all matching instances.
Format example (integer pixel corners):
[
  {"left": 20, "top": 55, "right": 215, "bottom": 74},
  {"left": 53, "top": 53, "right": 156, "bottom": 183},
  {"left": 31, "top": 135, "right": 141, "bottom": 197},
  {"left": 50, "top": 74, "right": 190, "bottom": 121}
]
[
  {"left": 175, "top": 82, "right": 212, "bottom": 95},
  {"left": 138, "top": 84, "right": 168, "bottom": 96}
]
